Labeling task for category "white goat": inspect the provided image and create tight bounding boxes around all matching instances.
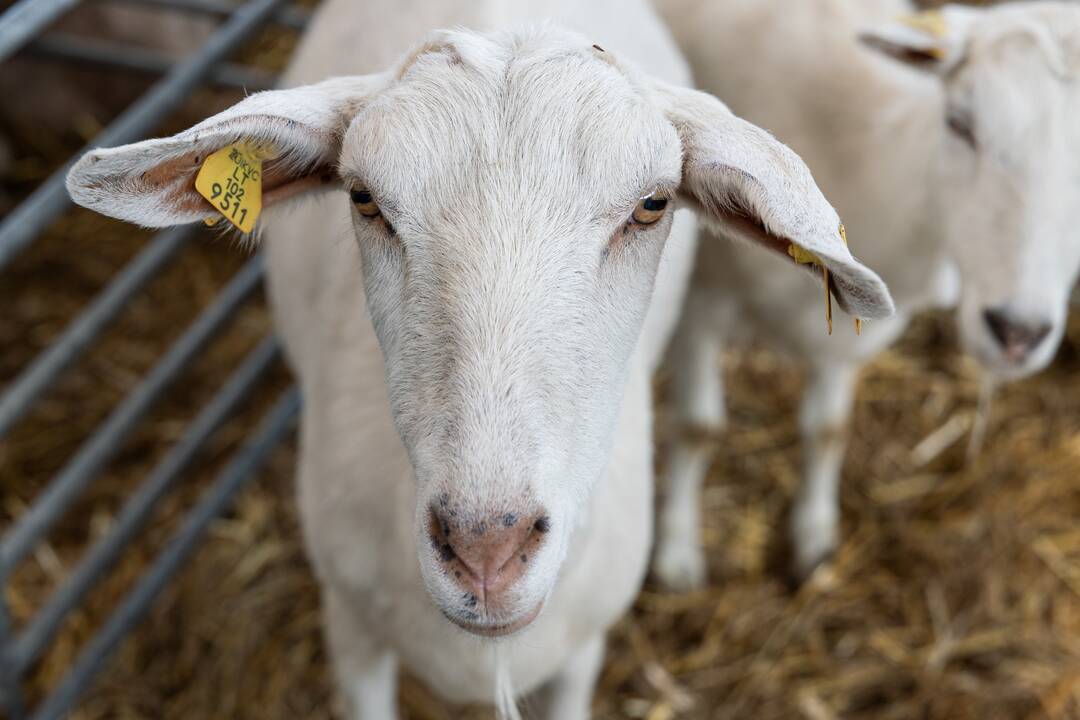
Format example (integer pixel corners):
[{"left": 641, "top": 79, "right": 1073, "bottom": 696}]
[
  {"left": 653, "top": 0, "right": 1080, "bottom": 586},
  {"left": 64, "top": 0, "right": 894, "bottom": 715}
]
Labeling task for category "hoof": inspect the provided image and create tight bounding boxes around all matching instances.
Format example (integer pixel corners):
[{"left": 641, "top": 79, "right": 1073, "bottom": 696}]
[
  {"left": 787, "top": 547, "right": 837, "bottom": 590},
  {"left": 788, "top": 506, "right": 838, "bottom": 588}
]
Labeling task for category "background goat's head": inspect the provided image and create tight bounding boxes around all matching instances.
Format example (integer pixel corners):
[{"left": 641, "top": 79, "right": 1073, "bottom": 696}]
[
  {"left": 863, "top": 3, "right": 1080, "bottom": 380},
  {"left": 66, "top": 26, "right": 892, "bottom": 637}
]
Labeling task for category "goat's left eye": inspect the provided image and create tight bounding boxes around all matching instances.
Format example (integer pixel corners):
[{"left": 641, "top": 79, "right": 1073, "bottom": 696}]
[
  {"left": 632, "top": 194, "right": 669, "bottom": 225},
  {"left": 350, "top": 188, "right": 381, "bottom": 218}
]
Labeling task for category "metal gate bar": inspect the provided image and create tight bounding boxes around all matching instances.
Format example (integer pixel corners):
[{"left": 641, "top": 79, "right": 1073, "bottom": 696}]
[
  {"left": 0, "top": 0, "right": 309, "bottom": 713},
  {"left": 26, "top": 34, "right": 276, "bottom": 90},
  {"left": 0, "top": 0, "right": 81, "bottom": 62},
  {"left": 29, "top": 387, "right": 300, "bottom": 720},
  {"left": 0, "top": 226, "right": 193, "bottom": 440},
  {"left": 9, "top": 336, "right": 281, "bottom": 676},
  {"left": 0, "top": 0, "right": 289, "bottom": 271},
  {"left": 0, "top": 256, "right": 265, "bottom": 581},
  {"left": 0, "top": 597, "right": 21, "bottom": 718},
  {"left": 120, "top": 0, "right": 311, "bottom": 31}
]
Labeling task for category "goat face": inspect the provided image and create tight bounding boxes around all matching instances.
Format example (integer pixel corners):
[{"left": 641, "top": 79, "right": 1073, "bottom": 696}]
[
  {"left": 864, "top": 3, "right": 1080, "bottom": 379},
  {"left": 345, "top": 31, "right": 684, "bottom": 634}
]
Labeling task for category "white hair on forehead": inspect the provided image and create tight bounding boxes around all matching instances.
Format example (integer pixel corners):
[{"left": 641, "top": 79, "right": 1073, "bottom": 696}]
[
  {"left": 348, "top": 21, "right": 669, "bottom": 231},
  {"left": 395, "top": 22, "right": 618, "bottom": 80}
]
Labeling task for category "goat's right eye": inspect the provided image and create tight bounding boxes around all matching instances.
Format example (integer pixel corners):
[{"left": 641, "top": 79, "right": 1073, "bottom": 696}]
[
  {"left": 631, "top": 194, "right": 670, "bottom": 226},
  {"left": 350, "top": 189, "right": 381, "bottom": 218}
]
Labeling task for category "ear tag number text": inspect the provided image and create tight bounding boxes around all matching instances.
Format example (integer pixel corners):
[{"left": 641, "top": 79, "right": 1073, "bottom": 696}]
[{"left": 195, "top": 143, "right": 267, "bottom": 233}]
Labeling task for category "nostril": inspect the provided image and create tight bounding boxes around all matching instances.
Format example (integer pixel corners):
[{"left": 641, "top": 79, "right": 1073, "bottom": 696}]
[
  {"left": 983, "top": 308, "right": 1053, "bottom": 357},
  {"left": 983, "top": 308, "right": 1012, "bottom": 349},
  {"left": 427, "top": 507, "right": 457, "bottom": 564}
]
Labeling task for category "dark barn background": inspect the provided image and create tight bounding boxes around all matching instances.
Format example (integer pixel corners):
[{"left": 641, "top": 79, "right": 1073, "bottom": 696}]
[{"left": 1, "top": 1, "right": 1078, "bottom": 718}]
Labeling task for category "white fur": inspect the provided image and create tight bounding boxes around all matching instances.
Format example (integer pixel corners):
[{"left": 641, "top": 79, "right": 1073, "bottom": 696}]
[
  {"left": 65, "top": 1, "right": 893, "bottom": 715},
  {"left": 654, "top": 0, "right": 1080, "bottom": 583}
]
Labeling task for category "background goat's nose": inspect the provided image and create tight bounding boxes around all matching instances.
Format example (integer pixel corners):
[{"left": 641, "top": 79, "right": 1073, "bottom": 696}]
[
  {"left": 427, "top": 506, "right": 549, "bottom": 600},
  {"left": 982, "top": 308, "right": 1052, "bottom": 360}
]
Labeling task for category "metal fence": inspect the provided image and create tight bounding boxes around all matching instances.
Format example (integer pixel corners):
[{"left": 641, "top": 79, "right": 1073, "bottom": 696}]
[{"left": 0, "top": 1, "right": 309, "bottom": 717}]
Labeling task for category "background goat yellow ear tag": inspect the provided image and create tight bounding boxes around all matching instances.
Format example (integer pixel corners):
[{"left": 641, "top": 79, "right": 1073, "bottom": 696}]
[
  {"left": 787, "top": 242, "right": 822, "bottom": 266},
  {"left": 899, "top": 10, "right": 949, "bottom": 39},
  {"left": 195, "top": 143, "right": 265, "bottom": 233}
]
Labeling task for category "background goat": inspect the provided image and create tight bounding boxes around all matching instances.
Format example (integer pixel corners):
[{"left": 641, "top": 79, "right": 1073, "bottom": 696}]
[{"left": 654, "top": 0, "right": 1080, "bottom": 585}]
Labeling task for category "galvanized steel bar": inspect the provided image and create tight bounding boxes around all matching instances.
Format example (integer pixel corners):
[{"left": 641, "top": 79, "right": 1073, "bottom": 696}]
[
  {"left": 0, "top": 256, "right": 264, "bottom": 581},
  {"left": 0, "top": 591, "right": 27, "bottom": 720},
  {"left": 0, "top": 226, "right": 192, "bottom": 441},
  {"left": 10, "top": 336, "right": 280, "bottom": 674},
  {"left": 0, "top": 0, "right": 289, "bottom": 271},
  {"left": 119, "top": 0, "right": 311, "bottom": 31},
  {"left": 27, "top": 34, "right": 276, "bottom": 90},
  {"left": 0, "top": 0, "right": 81, "bottom": 63},
  {"left": 27, "top": 386, "right": 300, "bottom": 720}
]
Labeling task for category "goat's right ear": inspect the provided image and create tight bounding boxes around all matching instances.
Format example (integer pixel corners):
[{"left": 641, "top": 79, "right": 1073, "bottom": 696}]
[
  {"left": 66, "top": 75, "right": 385, "bottom": 229},
  {"left": 656, "top": 83, "right": 895, "bottom": 320}
]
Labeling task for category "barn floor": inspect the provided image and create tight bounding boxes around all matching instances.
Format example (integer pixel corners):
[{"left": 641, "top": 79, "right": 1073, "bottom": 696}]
[{"left": 3, "top": 1, "right": 1078, "bottom": 718}]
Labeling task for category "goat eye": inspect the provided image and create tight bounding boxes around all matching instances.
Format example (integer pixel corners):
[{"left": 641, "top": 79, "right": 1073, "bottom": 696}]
[
  {"left": 631, "top": 194, "right": 669, "bottom": 225},
  {"left": 350, "top": 188, "right": 381, "bottom": 218},
  {"left": 946, "top": 113, "right": 977, "bottom": 149}
]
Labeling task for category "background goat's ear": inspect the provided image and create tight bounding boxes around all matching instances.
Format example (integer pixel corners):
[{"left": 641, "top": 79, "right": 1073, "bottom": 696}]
[
  {"left": 658, "top": 83, "right": 895, "bottom": 320},
  {"left": 858, "top": 6, "right": 978, "bottom": 73},
  {"left": 66, "top": 75, "right": 384, "bottom": 229}
]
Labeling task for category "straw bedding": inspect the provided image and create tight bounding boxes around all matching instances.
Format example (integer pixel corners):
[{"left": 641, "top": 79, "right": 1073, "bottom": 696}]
[{"left": 2, "top": 2, "right": 1077, "bottom": 718}]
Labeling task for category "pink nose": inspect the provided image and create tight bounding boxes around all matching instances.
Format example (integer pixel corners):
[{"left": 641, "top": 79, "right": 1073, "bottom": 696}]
[{"left": 427, "top": 506, "right": 550, "bottom": 609}]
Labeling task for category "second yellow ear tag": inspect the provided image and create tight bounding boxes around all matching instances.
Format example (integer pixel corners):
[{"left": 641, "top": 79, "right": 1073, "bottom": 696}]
[
  {"left": 195, "top": 143, "right": 267, "bottom": 233},
  {"left": 899, "top": 10, "right": 948, "bottom": 39},
  {"left": 899, "top": 10, "right": 950, "bottom": 59},
  {"left": 787, "top": 243, "right": 822, "bottom": 266}
]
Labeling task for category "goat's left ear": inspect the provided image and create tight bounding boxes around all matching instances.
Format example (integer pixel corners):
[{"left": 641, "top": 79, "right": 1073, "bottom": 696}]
[
  {"left": 858, "top": 6, "right": 979, "bottom": 73},
  {"left": 657, "top": 83, "right": 895, "bottom": 320},
  {"left": 66, "top": 75, "right": 385, "bottom": 229}
]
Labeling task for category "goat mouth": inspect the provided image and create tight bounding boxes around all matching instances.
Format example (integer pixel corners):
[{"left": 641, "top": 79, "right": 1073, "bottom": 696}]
[
  {"left": 445, "top": 601, "right": 544, "bottom": 638},
  {"left": 971, "top": 341, "right": 1043, "bottom": 379}
]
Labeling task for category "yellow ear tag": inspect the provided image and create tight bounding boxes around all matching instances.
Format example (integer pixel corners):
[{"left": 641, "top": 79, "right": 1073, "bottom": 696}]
[
  {"left": 788, "top": 242, "right": 834, "bottom": 335},
  {"left": 194, "top": 143, "right": 268, "bottom": 233},
  {"left": 787, "top": 243, "right": 822, "bottom": 266},
  {"left": 898, "top": 10, "right": 949, "bottom": 59},
  {"left": 823, "top": 265, "right": 833, "bottom": 335},
  {"left": 899, "top": 10, "right": 949, "bottom": 38}
]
